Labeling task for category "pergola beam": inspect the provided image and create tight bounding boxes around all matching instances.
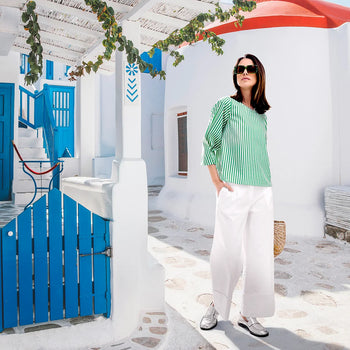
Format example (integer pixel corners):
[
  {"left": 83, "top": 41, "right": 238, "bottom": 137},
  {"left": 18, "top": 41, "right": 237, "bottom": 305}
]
[
  {"left": 123, "top": 0, "right": 162, "bottom": 22},
  {"left": 12, "top": 45, "right": 77, "bottom": 66},
  {"left": 163, "top": 0, "right": 216, "bottom": 12},
  {"left": 141, "top": 27, "right": 169, "bottom": 41},
  {"left": 38, "top": 15, "right": 102, "bottom": 38},
  {"left": 141, "top": 11, "right": 188, "bottom": 28},
  {"left": 0, "top": 0, "right": 24, "bottom": 8},
  {"left": 18, "top": 28, "right": 90, "bottom": 50},
  {"left": 15, "top": 36, "right": 82, "bottom": 61},
  {"left": 34, "top": 0, "right": 97, "bottom": 22},
  {"left": 104, "top": 0, "right": 133, "bottom": 14}
]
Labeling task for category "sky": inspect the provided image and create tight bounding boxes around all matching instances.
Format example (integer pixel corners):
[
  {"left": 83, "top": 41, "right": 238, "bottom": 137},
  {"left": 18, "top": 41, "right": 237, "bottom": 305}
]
[{"left": 221, "top": 0, "right": 350, "bottom": 8}]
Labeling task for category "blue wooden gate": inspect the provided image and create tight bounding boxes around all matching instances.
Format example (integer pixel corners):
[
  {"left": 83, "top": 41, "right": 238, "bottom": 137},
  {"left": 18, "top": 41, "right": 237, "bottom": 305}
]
[{"left": 0, "top": 189, "right": 111, "bottom": 332}]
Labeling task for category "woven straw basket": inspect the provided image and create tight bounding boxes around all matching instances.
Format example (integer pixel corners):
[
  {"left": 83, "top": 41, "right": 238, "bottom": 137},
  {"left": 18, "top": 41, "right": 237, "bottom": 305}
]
[{"left": 274, "top": 220, "right": 286, "bottom": 257}]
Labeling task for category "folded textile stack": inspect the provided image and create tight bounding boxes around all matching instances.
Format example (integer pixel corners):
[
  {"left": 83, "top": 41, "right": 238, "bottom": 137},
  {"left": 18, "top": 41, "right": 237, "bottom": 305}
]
[{"left": 324, "top": 186, "right": 350, "bottom": 230}]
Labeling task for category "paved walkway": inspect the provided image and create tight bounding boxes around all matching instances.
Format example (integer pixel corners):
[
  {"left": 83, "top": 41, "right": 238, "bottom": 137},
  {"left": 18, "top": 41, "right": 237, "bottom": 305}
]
[
  {"left": 1, "top": 189, "right": 350, "bottom": 349},
  {"left": 147, "top": 190, "right": 350, "bottom": 350}
]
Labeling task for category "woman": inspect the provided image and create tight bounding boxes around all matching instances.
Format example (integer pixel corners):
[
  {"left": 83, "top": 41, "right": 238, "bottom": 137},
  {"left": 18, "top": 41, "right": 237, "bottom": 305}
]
[{"left": 200, "top": 54, "right": 274, "bottom": 337}]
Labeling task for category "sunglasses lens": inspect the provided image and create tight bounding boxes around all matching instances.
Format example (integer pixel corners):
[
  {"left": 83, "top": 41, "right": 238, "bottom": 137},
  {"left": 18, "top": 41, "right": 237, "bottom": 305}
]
[
  {"left": 235, "top": 65, "right": 257, "bottom": 74},
  {"left": 236, "top": 65, "right": 245, "bottom": 74},
  {"left": 247, "top": 65, "right": 256, "bottom": 73}
]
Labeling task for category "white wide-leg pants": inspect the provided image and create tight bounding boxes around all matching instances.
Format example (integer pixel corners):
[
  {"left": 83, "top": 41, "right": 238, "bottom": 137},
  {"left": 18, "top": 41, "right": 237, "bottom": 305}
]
[{"left": 210, "top": 183, "right": 275, "bottom": 320}]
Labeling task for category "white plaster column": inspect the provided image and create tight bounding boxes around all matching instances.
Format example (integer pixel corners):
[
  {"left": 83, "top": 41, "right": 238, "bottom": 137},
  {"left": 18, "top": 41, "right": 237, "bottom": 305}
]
[
  {"left": 110, "top": 20, "right": 164, "bottom": 339},
  {"left": 76, "top": 73, "right": 99, "bottom": 176}
]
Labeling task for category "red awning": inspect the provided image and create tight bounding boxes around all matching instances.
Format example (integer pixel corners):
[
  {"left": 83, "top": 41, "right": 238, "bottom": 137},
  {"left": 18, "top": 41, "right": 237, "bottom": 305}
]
[{"left": 205, "top": 0, "right": 350, "bottom": 35}]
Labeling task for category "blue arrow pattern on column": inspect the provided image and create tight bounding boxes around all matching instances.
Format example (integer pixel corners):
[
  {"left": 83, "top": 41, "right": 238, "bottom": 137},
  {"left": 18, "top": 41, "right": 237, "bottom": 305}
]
[{"left": 126, "top": 64, "right": 139, "bottom": 102}]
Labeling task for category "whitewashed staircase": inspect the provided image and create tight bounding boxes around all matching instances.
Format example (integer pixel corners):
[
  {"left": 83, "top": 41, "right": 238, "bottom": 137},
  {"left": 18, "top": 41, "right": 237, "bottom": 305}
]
[{"left": 13, "top": 127, "right": 53, "bottom": 206}]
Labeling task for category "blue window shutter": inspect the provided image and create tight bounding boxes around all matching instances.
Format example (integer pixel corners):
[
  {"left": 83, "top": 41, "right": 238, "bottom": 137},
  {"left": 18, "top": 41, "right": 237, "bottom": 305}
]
[
  {"left": 46, "top": 60, "right": 54, "bottom": 80},
  {"left": 20, "top": 54, "right": 29, "bottom": 74},
  {"left": 20, "top": 54, "right": 25, "bottom": 74},
  {"left": 65, "top": 65, "right": 71, "bottom": 77},
  {"left": 140, "top": 48, "right": 162, "bottom": 73}
]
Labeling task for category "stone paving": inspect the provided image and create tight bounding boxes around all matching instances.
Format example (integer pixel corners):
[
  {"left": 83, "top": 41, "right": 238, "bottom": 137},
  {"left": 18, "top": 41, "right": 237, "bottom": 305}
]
[
  {"left": 147, "top": 190, "right": 350, "bottom": 350},
  {"left": 96, "top": 312, "right": 168, "bottom": 350},
  {"left": 0, "top": 201, "right": 24, "bottom": 228}
]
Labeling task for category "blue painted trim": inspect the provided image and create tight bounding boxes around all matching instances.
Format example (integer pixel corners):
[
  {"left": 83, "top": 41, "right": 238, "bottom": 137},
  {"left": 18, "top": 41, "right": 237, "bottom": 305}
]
[
  {"left": 64, "top": 65, "right": 71, "bottom": 77},
  {"left": 46, "top": 60, "right": 54, "bottom": 80},
  {"left": 140, "top": 48, "right": 162, "bottom": 73},
  {"left": 20, "top": 54, "right": 29, "bottom": 74},
  {"left": 0, "top": 83, "right": 14, "bottom": 200}
]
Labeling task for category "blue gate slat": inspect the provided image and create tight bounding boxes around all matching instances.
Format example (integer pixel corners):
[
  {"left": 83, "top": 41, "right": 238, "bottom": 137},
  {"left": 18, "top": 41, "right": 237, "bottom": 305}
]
[
  {"left": 33, "top": 195, "right": 48, "bottom": 323},
  {"left": 63, "top": 194, "right": 78, "bottom": 318},
  {"left": 105, "top": 222, "right": 111, "bottom": 318},
  {"left": 93, "top": 214, "right": 107, "bottom": 315},
  {"left": 0, "top": 227, "right": 2, "bottom": 333},
  {"left": 18, "top": 209, "right": 34, "bottom": 326},
  {"left": 49, "top": 189, "right": 63, "bottom": 320},
  {"left": 2, "top": 219, "right": 17, "bottom": 328},
  {"left": 78, "top": 204, "right": 93, "bottom": 316}
]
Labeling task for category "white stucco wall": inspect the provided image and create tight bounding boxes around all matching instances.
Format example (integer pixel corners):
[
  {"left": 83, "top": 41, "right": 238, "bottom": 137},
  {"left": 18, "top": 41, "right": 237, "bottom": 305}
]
[
  {"left": 141, "top": 74, "right": 165, "bottom": 186},
  {"left": 159, "top": 24, "right": 349, "bottom": 238},
  {"left": 95, "top": 70, "right": 165, "bottom": 184}
]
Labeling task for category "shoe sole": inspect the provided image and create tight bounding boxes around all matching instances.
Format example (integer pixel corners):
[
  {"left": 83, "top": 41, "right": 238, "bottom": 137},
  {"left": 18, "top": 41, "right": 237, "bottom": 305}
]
[
  {"left": 200, "top": 320, "right": 218, "bottom": 331},
  {"left": 238, "top": 322, "right": 269, "bottom": 337}
]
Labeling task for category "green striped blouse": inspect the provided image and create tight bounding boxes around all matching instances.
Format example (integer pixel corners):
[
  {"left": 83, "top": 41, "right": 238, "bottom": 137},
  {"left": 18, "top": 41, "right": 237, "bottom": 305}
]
[{"left": 202, "top": 96, "right": 271, "bottom": 187}]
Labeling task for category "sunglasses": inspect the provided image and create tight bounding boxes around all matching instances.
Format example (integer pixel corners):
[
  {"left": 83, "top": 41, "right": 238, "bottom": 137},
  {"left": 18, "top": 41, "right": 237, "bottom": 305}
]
[{"left": 234, "top": 65, "right": 258, "bottom": 74}]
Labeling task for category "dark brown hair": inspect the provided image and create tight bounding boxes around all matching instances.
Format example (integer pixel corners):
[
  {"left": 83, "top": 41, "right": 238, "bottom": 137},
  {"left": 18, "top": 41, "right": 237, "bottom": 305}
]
[{"left": 231, "top": 54, "right": 271, "bottom": 114}]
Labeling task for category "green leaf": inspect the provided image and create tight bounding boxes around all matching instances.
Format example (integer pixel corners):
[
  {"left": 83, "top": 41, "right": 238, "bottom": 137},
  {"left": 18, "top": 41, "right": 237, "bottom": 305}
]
[{"left": 22, "top": 12, "right": 30, "bottom": 22}]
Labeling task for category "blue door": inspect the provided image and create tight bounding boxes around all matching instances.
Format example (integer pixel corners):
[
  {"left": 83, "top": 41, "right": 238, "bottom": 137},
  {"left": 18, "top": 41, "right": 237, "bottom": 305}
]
[{"left": 0, "top": 84, "right": 14, "bottom": 201}]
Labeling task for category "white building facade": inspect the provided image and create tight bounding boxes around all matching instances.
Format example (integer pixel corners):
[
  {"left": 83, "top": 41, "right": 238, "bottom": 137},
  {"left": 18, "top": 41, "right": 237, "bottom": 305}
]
[{"left": 158, "top": 0, "right": 350, "bottom": 238}]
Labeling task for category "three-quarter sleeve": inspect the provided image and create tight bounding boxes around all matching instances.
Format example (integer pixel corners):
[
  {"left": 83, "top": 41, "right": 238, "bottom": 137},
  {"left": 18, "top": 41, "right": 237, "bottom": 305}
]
[{"left": 202, "top": 99, "right": 227, "bottom": 166}]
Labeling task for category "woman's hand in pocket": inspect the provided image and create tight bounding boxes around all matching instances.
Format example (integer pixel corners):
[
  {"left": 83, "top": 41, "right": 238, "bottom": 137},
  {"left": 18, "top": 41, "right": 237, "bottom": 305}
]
[{"left": 215, "top": 181, "right": 234, "bottom": 196}]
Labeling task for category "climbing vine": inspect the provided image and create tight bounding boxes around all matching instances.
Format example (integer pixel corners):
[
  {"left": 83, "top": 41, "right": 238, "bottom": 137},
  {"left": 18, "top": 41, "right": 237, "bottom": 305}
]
[
  {"left": 22, "top": 1, "right": 43, "bottom": 85},
  {"left": 21, "top": 0, "right": 256, "bottom": 83},
  {"left": 148, "top": 0, "right": 256, "bottom": 72}
]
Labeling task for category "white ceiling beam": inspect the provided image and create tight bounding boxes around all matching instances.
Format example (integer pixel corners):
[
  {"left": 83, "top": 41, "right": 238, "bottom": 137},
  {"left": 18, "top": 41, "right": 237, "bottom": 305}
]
[
  {"left": 123, "top": 0, "right": 161, "bottom": 22},
  {"left": 141, "top": 11, "right": 188, "bottom": 28},
  {"left": 18, "top": 27, "right": 90, "bottom": 50},
  {"left": 38, "top": 15, "right": 102, "bottom": 37},
  {"left": 15, "top": 36, "right": 82, "bottom": 60},
  {"left": 104, "top": 1, "right": 133, "bottom": 14},
  {"left": 141, "top": 27, "right": 169, "bottom": 41},
  {"left": 162, "top": 0, "right": 216, "bottom": 13},
  {"left": 37, "top": 30, "right": 89, "bottom": 50},
  {"left": 34, "top": 0, "right": 98, "bottom": 22},
  {"left": 139, "top": 43, "right": 154, "bottom": 53},
  {"left": 0, "top": 0, "right": 24, "bottom": 8},
  {"left": 12, "top": 45, "right": 78, "bottom": 66}
]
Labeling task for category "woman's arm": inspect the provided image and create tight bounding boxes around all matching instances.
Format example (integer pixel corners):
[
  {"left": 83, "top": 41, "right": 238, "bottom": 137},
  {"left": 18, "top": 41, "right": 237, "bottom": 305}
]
[{"left": 207, "top": 164, "right": 233, "bottom": 195}]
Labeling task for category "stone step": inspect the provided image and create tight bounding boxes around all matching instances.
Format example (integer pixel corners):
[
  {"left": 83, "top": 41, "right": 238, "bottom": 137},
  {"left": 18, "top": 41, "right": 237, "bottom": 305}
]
[
  {"left": 18, "top": 128, "right": 42, "bottom": 138},
  {"left": 18, "top": 137, "right": 44, "bottom": 148},
  {"left": 17, "top": 147, "right": 48, "bottom": 159}
]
